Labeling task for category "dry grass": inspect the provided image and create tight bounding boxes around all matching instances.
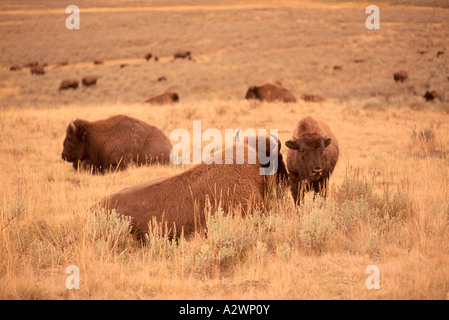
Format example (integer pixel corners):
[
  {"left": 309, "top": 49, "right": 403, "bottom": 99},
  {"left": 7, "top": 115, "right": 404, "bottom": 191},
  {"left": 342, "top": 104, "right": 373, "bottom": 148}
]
[
  {"left": 0, "top": 0, "right": 449, "bottom": 300},
  {"left": 1, "top": 100, "right": 449, "bottom": 299}
]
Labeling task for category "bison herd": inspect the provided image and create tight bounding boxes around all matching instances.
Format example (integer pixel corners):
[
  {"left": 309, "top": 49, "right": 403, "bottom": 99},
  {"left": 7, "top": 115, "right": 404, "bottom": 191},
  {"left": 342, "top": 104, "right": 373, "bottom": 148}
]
[{"left": 60, "top": 112, "right": 339, "bottom": 239}]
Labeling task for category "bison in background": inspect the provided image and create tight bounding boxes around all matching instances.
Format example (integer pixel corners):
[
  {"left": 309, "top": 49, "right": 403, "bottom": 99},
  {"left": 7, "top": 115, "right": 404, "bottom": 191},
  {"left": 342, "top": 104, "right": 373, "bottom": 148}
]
[
  {"left": 394, "top": 71, "right": 408, "bottom": 82},
  {"left": 144, "top": 92, "right": 179, "bottom": 105},
  {"left": 285, "top": 116, "right": 339, "bottom": 205},
  {"left": 96, "top": 134, "right": 287, "bottom": 238},
  {"left": 59, "top": 79, "right": 79, "bottom": 90},
  {"left": 61, "top": 115, "right": 172, "bottom": 173},
  {"left": 30, "top": 65, "right": 45, "bottom": 75},
  {"left": 245, "top": 83, "right": 296, "bottom": 103},
  {"left": 174, "top": 51, "right": 191, "bottom": 59},
  {"left": 82, "top": 76, "right": 97, "bottom": 87}
]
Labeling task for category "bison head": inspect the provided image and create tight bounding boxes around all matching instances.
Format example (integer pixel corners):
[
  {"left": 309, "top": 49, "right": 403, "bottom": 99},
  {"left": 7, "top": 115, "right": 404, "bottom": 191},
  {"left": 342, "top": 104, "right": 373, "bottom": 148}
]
[
  {"left": 245, "top": 86, "right": 259, "bottom": 100},
  {"left": 61, "top": 120, "right": 88, "bottom": 166},
  {"left": 285, "top": 133, "right": 331, "bottom": 182}
]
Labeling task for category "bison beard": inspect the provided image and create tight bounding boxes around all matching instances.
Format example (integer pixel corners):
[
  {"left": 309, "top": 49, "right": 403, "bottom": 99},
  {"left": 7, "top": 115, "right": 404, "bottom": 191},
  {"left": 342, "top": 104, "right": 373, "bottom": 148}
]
[
  {"left": 95, "top": 135, "right": 287, "bottom": 239},
  {"left": 285, "top": 116, "right": 339, "bottom": 206}
]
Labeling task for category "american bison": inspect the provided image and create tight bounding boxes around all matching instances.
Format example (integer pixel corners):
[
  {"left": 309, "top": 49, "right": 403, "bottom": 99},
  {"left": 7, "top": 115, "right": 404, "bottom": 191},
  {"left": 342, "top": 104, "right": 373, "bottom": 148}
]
[
  {"left": 82, "top": 76, "right": 97, "bottom": 87},
  {"left": 93, "top": 60, "right": 103, "bottom": 65},
  {"left": 174, "top": 51, "right": 191, "bottom": 59},
  {"left": 10, "top": 65, "right": 21, "bottom": 71},
  {"left": 394, "top": 71, "right": 408, "bottom": 82},
  {"left": 245, "top": 83, "right": 296, "bottom": 103},
  {"left": 424, "top": 90, "right": 438, "bottom": 101},
  {"left": 59, "top": 79, "right": 79, "bottom": 90},
  {"left": 285, "top": 116, "right": 339, "bottom": 205},
  {"left": 96, "top": 134, "right": 287, "bottom": 238},
  {"left": 145, "top": 52, "right": 152, "bottom": 61},
  {"left": 30, "top": 65, "right": 45, "bottom": 75},
  {"left": 144, "top": 92, "right": 179, "bottom": 105},
  {"left": 61, "top": 115, "right": 172, "bottom": 173}
]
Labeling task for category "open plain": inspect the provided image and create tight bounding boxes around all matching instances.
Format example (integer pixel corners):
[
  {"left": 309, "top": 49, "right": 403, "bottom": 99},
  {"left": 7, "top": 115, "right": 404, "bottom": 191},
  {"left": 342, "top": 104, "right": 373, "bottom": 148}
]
[{"left": 0, "top": 0, "right": 448, "bottom": 299}]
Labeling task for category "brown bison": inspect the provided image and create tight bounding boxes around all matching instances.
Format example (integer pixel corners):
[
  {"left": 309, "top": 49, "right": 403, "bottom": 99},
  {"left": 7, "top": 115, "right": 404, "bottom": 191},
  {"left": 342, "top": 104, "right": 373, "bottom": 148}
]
[
  {"left": 59, "top": 79, "right": 79, "bottom": 90},
  {"left": 245, "top": 83, "right": 296, "bottom": 103},
  {"left": 30, "top": 65, "right": 45, "bottom": 75},
  {"left": 174, "top": 51, "right": 191, "bottom": 59},
  {"left": 394, "top": 71, "right": 408, "bottom": 82},
  {"left": 96, "top": 134, "right": 287, "bottom": 238},
  {"left": 424, "top": 90, "right": 438, "bottom": 101},
  {"left": 61, "top": 115, "right": 172, "bottom": 173},
  {"left": 144, "top": 92, "right": 179, "bottom": 105},
  {"left": 10, "top": 65, "right": 21, "bottom": 71},
  {"left": 285, "top": 116, "right": 339, "bottom": 205},
  {"left": 82, "top": 76, "right": 97, "bottom": 87},
  {"left": 145, "top": 52, "right": 152, "bottom": 61},
  {"left": 93, "top": 60, "right": 104, "bottom": 65}
]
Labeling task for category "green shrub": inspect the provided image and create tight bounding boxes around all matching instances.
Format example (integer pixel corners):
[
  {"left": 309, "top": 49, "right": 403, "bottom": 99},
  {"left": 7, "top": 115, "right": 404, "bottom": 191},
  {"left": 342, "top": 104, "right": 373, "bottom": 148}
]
[
  {"left": 87, "top": 208, "right": 132, "bottom": 253},
  {"left": 299, "top": 202, "right": 335, "bottom": 255}
]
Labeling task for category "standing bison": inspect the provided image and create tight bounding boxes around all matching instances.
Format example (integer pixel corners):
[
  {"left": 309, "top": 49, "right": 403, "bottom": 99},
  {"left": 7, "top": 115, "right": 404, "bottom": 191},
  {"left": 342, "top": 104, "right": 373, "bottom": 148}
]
[
  {"left": 96, "top": 134, "right": 287, "bottom": 238},
  {"left": 61, "top": 115, "right": 172, "bottom": 173},
  {"left": 285, "top": 116, "right": 339, "bottom": 205},
  {"left": 245, "top": 83, "right": 296, "bottom": 103}
]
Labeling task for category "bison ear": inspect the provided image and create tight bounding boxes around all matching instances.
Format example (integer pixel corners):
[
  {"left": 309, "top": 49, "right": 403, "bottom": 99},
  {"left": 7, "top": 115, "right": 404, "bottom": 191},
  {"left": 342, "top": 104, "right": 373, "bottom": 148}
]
[
  {"left": 74, "top": 121, "right": 87, "bottom": 141},
  {"left": 285, "top": 139, "right": 298, "bottom": 150},
  {"left": 323, "top": 135, "right": 331, "bottom": 148}
]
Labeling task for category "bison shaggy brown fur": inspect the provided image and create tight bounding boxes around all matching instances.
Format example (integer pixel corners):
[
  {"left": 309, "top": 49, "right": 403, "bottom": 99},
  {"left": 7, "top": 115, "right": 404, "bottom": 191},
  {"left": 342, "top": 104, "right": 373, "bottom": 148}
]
[
  {"left": 144, "top": 92, "right": 179, "bottom": 105},
  {"left": 174, "top": 51, "right": 191, "bottom": 59},
  {"left": 30, "top": 65, "right": 45, "bottom": 75},
  {"left": 82, "top": 76, "right": 97, "bottom": 87},
  {"left": 394, "top": 71, "right": 408, "bottom": 82},
  {"left": 61, "top": 115, "right": 172, "bottom": 173},
  {"left": 245, "top": 83, "right": 296, "bottom": 103},
  {"left": 59, "top": 79, "right": 79, "bottom": 90},
  {"left": 285, "top": 116, "right": 339, "bottom": 205},
  {"left": 96, "top": 135, "right": 287, "bottom": 238}
]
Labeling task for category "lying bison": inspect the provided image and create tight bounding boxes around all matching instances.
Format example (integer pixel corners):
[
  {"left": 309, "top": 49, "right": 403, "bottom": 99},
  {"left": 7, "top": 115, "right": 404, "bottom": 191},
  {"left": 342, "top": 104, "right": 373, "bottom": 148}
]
[
  {"left": 144, "top": 92, "right": 179, "bottom": 105},
  {"left": 96, "top": 134, "right": 287, "bottom": 238},
  {"left": 245, "top": 83, "right": 296, "bottom": 103},
  {"left": 285, "top": 116, "right": 339, "bottom": 205},
  {"left": 10, "top": 65, "right": 21, "bottom": 71},
  {"left": 61, "top": 115, "right": 172, "bottom": 173},
  {"left": 82, "top": 76, "right": 97, "bottom": 87},
  {"left": 59, "top": 79, "right": 79, "bottom": 90},
  {"left": 30, "top": 65, "right": 45, "bottom": 75},
  {"left": 394, "top": 71, "right": 408, "bottom": 82},
  {"left": 174, "top": 51, "right": 191, "bottom": 59}
]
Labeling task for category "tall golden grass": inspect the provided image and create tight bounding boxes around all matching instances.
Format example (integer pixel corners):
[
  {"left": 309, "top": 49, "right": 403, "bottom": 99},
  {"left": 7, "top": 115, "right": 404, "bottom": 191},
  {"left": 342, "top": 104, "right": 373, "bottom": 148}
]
[{"left": 1, "top": 100, "right": 448, "bottom": 299}]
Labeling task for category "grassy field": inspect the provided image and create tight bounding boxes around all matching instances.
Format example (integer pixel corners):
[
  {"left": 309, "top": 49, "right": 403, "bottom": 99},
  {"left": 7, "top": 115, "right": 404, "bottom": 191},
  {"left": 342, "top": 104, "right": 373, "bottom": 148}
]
[{"left": 0, "top": 0, "right": 449, "bottom": 300}]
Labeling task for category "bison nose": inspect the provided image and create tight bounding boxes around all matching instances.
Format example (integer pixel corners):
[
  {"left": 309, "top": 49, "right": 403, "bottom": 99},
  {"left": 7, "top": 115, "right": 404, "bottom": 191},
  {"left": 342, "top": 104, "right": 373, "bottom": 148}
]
[{"left": 312, "top": 167, "right": 323, "bottom": 174}]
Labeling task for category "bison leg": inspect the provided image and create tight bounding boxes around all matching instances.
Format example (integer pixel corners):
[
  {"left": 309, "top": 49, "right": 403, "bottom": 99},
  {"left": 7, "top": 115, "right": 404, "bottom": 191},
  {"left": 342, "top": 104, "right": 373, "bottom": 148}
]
[
  {"left": 290, "top": 179, "right": 301, "bottom": 206},
  {"left": 291, "top": 179, "right": 311, "bottom": 206}
]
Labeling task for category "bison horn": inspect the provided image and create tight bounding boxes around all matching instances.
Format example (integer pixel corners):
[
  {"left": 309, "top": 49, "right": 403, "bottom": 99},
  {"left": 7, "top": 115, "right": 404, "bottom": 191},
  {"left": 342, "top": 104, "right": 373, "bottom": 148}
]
[
  {"left": 70, "top": 120, "right": 76, "bottom": 133},
  {"left": 292, "top": 135, "right": 300, "bottom": 141}
]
